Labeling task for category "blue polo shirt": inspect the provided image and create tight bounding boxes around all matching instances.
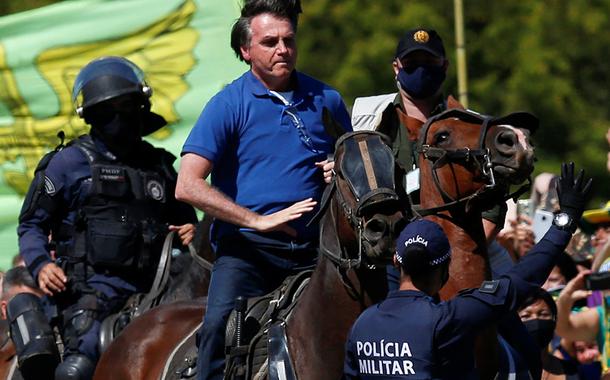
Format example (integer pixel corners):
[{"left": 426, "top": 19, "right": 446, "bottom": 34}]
[{"left": 182, "top": 70, "right": 351, "bottom": 242}]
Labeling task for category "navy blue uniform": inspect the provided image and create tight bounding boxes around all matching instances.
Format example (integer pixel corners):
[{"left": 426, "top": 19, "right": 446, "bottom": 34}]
[
  {"left": 18, "top": 135, "right": 196, "bottom": 362},
  {"left": 344, "top": 226, "right": 571, "bottom": 379}
]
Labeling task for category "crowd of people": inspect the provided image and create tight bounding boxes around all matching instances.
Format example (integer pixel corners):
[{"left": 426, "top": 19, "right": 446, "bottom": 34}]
[{"left": 0, "top": 0, "right": 608, "bottom": 379}]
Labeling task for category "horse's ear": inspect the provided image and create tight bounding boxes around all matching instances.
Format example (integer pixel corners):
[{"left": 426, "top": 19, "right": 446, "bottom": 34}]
[
  {"left": 322, "top": 107, "right": 347, "bottom": 141},
  {"left": 446, "top": 95, "right": 466, "bottom": 110}
]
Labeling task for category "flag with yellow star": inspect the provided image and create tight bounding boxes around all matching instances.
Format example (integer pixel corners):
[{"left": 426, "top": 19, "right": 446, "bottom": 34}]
[{"left": 0, "top": 0, "right": 246, "bottom": 268}]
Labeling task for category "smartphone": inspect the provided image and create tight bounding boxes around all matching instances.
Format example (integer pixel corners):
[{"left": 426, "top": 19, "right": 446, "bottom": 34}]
[
  {"left": 585, "top": 272, "right": 610, "bottom": 291},
  {"left": 516, "top": 199, "right": 533, "bottom": 219},
  {"left": 533, "top": 209, "right": 553, "bottom": 243}
]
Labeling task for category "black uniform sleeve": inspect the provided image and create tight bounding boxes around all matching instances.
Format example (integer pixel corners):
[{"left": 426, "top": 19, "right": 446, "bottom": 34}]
[
  {"left": 17, "top": 153, "right": 71, "bottom": 280},
  {"left": 437, "top": 226, "right": 572, "bottom": 343}
]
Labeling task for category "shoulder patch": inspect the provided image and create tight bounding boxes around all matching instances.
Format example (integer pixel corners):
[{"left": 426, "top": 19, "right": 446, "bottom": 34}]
[
  {"left": 479, "top": 280, "right": 499, "bottom": 294},
  {"left": 44, "top": 176, "right": 56, "bottom": 195}
]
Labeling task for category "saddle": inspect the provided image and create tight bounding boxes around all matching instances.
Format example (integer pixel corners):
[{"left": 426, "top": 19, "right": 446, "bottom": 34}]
[{"left": 223, "top": 270, "right": 312, "bottom": 380}]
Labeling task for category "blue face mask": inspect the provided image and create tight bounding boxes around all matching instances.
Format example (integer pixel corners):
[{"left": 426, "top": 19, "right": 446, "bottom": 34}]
[{"left": 397, "top": 64, "right": 446, "bottom": 99}]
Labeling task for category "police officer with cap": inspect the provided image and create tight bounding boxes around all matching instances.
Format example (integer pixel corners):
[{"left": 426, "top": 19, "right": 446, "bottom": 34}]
[
  {"left": 15, "top": 56, "right": 197, "bottom": 380},
  {"left": 349, "top": 28, "right": 528, "bottom": 293},
  {"left": 344, "top": 163, "right": 592, "bottom": 379}
]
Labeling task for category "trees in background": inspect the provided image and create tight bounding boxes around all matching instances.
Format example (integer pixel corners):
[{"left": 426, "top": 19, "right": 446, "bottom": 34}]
[{"left": 299, "top": 0, "right": 610, "bottom": 202}]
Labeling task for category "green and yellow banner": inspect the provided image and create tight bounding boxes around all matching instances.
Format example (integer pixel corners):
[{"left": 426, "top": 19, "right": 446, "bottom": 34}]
[{"left": 0, "top": 0, "right": 247, "bottom": 269}]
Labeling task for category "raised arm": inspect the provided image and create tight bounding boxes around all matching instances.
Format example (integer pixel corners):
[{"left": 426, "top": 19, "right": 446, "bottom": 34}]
[{"left": 555, "top": 271, "right": 599, "bottom": 343}]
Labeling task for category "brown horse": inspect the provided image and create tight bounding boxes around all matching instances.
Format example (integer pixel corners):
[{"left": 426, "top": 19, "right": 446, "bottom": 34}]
[
  {"left": 281, "top": 130, "right": 407, "bottom": 379},
  {"left": 93, "top": 301, "right": 205, "bottom": 380},
  {"left": 415, "top": 108, "right": 535, "bottom": 379}
]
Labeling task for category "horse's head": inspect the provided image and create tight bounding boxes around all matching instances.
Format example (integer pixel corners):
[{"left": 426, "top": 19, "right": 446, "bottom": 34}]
[
  {"left": 417, "top": 109, "right": 536, "bottom": 210},
  {"left": 316, "top": 131, "right": 406, "bottom": 269},
  {"left": 485, "top": 112, "right": 537, "bottom": 186}
]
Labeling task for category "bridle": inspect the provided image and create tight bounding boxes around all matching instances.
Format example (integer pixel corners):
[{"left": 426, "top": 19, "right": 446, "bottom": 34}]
[
  {"left": 415, "top": 108, "right": 531, "bottom": 216},
  {"left": 311, "top": 131, "right": 400, "bottom": 270}
]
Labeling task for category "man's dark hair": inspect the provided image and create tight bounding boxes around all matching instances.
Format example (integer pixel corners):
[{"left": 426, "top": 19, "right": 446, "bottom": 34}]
[
  {"left": 230, "top": 0, "right": 302, "bottom": 63},
  {"left": 2, "top": 266, "right": 38, "bottom": 299},
  {"left": 398, "top": 244, "right": 432, "bottom": 277}
]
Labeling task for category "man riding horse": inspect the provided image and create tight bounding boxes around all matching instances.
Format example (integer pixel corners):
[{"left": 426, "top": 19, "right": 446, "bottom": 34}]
[
  {"left": 14, "top": 56, "right": 197, "bottom": 380},
  {"left": 175, "top": 0, "right": 352, "bottom": 379}
]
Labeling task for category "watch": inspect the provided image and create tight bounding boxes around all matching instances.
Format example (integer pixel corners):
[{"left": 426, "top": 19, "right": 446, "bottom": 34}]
[{"left": 553, "top": 212, "right": 576, "bottom": 232}]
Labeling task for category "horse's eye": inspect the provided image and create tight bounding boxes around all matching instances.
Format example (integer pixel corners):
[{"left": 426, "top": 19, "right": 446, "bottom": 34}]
[{"left": 435, "top": 131, "right": 450, "bottom": 144}]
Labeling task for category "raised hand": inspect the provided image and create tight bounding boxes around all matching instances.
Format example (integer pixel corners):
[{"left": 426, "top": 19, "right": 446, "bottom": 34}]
[
  {"left": 556, "top": 162, "right": 593, "bottom": 221},
  {"left": 558, "top": 270, "right": 592, "bottom": 304}
]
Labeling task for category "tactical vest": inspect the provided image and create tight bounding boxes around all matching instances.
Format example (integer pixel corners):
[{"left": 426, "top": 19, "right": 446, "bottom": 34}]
[{"left": 60, "top": 135, "right": 173, "bottom": 274}]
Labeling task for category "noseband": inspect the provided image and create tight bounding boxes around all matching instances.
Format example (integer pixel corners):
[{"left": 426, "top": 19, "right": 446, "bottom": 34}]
[
  {"left": 416, "top": 109, "right": 530, "bottom": 216},
  {"left": 312, "top": 131, "right": 400, "bottom": 270}
]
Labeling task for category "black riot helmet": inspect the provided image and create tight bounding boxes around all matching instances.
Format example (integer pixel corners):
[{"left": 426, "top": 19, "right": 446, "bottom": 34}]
[{"left": 72, "top": 56, "right": 152, "bottom": 119}]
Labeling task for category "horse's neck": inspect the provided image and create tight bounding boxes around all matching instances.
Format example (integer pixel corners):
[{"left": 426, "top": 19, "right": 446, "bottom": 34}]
[
  {"left": 162, "top": 254, "right": 211, "bottom": 304},
  {"left": 420, "top": 174, "right": 490, "bottom": 299},
  {"left": 286, "top": 254, "right": 384, "bottom": 379}
]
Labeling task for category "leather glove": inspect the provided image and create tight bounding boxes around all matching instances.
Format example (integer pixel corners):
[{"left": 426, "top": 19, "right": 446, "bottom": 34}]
[{"left": 556, "top": 162, "right": 593, "bottom": 221}]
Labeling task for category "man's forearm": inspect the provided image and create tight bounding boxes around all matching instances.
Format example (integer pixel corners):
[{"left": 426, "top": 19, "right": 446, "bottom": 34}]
[
  {"left": 176, "top": 177, "right": 261, "bottom": 230},
  {"left": 555, "top": 293, "right": 575, "bottom": 338}
]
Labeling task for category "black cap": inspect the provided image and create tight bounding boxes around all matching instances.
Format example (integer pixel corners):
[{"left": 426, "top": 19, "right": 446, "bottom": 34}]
[{"left": 395, "top": 28, "right": 445, "bottom": 60}]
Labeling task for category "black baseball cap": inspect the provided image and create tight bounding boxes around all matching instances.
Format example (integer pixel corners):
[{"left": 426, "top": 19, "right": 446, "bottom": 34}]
[
  {"left": 395, "top": 219, "right": 451, "bottom": 268},
  {"left": 395, "top": 28, "right": 445, "bottom": 60}
]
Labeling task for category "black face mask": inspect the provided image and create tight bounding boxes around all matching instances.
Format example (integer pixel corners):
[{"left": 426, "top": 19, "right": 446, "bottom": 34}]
[
  {"left": 524, "top": 319, "right": 556, "bottom": 349},
  {"left": 91, "top": 112, "right": 143, "bottom": 159},
  {"left": 397, "top": 64, "right": 446, "bottom": 99}
]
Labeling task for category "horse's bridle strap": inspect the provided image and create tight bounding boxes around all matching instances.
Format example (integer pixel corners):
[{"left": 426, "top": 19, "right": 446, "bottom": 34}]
[{"left": 419, "top": 145, "right": 489, "bottom": 165}]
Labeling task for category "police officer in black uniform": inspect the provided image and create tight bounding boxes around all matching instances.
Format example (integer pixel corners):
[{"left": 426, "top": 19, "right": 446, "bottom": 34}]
[
  {"left": 344, "top": 163, "right": 592, "bottom": 379},
  {"left": 13, "top": 56, "right": 197, "bottom": 380}
]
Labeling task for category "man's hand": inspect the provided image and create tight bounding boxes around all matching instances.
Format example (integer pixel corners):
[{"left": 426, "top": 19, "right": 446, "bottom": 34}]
[
  {"left": 513, "top": 215, "right": 535, "bottom": 257},
  {"left": 169, "top": 223, "right": 196, "bottom": 246},
  {"left": 254, "top": 198, "right": 317, "bottom": 237},
  {"left": 556, "top": 162, "right": 593, "bottom": 221},
  {"left": 315, "top": 159, "right": 334, "bottom": 184},
  {"left": 38, "top": 262, "right": 67, "bottom": 296},
  {"left": 558, "top": 270, "right": 591, "bottom": 305}
]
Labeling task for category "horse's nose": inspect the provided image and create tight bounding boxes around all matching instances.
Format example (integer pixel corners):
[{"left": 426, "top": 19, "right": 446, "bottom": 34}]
[
  {"left": 363, "top": 216, "right": 389, "bottom": 243},
  {"left": 494, "top": 129, "right": 518, "bottom": 156}
]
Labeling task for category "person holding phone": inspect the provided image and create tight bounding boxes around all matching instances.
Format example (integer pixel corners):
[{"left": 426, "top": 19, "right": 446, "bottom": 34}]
[{"left": 556, "top": 270, "right": 610, "bottom": 376}]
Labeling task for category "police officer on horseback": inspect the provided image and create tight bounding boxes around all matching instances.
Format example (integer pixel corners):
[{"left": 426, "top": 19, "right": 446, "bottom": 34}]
[
  {"left": 344, "top": 163, "right": 592, "bottom": 379},
  {"left": 14, "top": 56, "right": 197, "bottom": 380}
]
